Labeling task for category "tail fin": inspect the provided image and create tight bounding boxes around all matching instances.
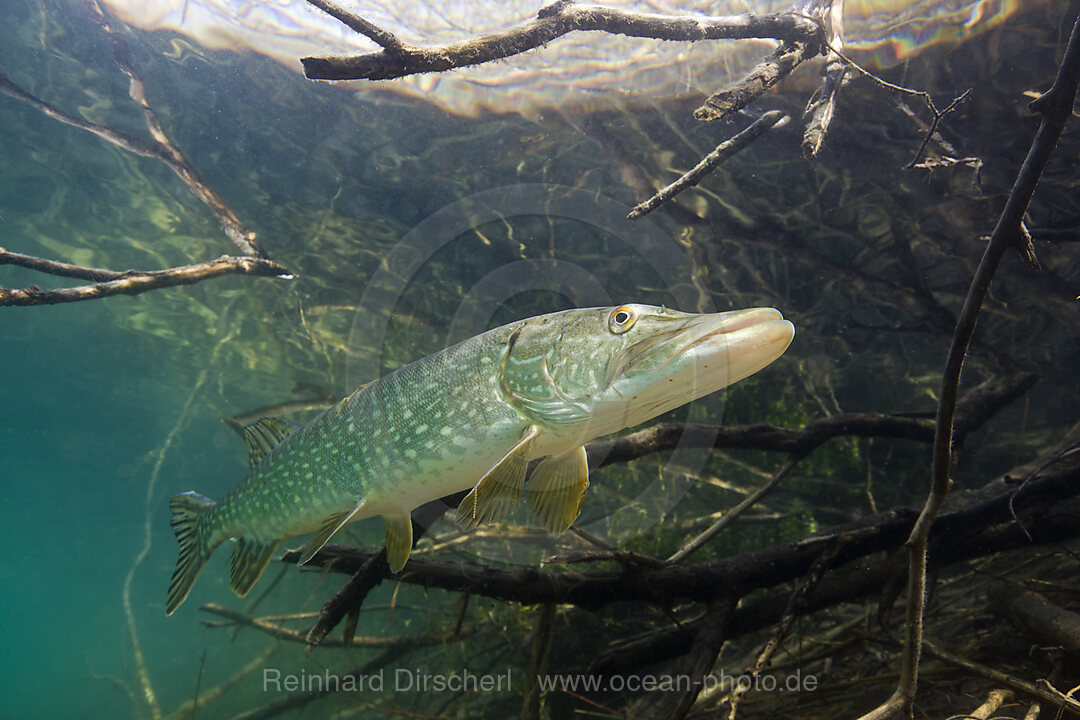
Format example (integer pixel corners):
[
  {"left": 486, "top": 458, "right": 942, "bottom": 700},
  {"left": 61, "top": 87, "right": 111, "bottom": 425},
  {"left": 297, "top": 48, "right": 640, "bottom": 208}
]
[{"left": 166, "top": 491, "right": 216, "bottom": 616}]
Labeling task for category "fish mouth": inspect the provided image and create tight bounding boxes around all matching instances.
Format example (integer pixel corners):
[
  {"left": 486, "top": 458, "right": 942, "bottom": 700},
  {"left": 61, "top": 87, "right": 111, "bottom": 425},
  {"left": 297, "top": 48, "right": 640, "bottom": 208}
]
[{"left": 676, "top": 307, "right": 791, "bottom": 360}]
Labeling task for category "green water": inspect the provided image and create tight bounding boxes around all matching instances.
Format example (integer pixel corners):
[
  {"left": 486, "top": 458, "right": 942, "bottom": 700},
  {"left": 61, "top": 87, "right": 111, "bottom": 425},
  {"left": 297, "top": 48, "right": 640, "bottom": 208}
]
[{"left": 3, "top": 0, "right": 1079, "bottom": 718}]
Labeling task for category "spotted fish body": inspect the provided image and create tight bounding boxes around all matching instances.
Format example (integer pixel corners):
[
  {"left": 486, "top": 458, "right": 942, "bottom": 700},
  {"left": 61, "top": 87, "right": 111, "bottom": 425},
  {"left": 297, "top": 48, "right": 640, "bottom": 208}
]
[{"left": 166, "top": 304, "right": 795, "bottom": 615}]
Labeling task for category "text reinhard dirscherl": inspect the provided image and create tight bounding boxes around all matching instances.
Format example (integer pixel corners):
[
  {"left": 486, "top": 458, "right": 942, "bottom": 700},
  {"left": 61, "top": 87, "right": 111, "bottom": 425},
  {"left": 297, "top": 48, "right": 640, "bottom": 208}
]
[
  {"left": 263, "top": 667, "right": 512, "bottom": 694},
  {"left": 262, "top": 667, "right": 820, "bottom": 695}
]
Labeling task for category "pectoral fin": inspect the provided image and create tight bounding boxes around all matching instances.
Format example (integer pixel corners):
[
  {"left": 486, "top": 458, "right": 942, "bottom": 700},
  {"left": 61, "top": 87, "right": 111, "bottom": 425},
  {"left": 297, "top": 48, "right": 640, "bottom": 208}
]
[
  {"left": 229, "top": 537, "right": 283, "bottom": 598},
  {"left": 384, "top": 512, "right": 414, "bottom": 572},
  {"left": 298, "top": 501, "right": 369, "bottom": 565},
  {"left": 526, "top": 445, "right": 589, "bottom": 535},
  {"left": 456, "top": 426, "right": 538, "bottom": 530}
]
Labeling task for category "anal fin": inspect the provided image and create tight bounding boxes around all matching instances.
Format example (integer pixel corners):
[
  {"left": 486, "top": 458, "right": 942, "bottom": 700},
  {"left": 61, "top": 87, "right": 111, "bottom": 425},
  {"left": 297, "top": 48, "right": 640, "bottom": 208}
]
[
  {"left": 297, "top": 501, "right": 369, "bottom": 565},
  {"left": 526, "top": 445, "right": 589, "bottom": 535},
  {"left": 384, "top": 512, "right": 414, "bottom": 572},
  {"left": 229, "top": 537, "right": 283, "bottom": 598},
  {"left": 456, "top": 426, "right": 538, "bottom": 530}
]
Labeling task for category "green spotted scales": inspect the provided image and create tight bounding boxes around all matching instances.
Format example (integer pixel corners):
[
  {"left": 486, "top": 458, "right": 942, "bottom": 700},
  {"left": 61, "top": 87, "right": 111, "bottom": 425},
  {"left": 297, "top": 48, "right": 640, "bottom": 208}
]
[{"left": 166, "top": 303, "right": 794, "bottom": 615}]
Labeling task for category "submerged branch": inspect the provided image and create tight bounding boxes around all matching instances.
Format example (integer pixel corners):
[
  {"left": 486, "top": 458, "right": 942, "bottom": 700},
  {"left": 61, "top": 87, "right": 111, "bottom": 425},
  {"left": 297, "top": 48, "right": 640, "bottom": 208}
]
[
  {"left": 693, "top": 40, "right": 816, "bottom": 123},
  {"left": 301, "top": 3, "right": 818, "bottom": 81},
  {"left": 589, "top": 370, "right": 1037, "bottom": 468},
  {"left": 303, "top": 493, "right": 466, "bottom": 652},
  {"left": 1, "top": 1, "right": 267, "bottom": 258},
  {"left": 588, "top": 500, "right": 1080, "bottom": 683},
  {"left": 283, "top": 446, "right": 1080, "bottom": 611},
  {"left": 859, "top": 10, "right": 1080, "bottom": 720},
  {"left": 0, "top": 72, "right": 264, "bottom": 259},
  {"left": 200, "top": 603, "right": 476, "bottom": 648},
  {"left": 0, "top": 251, "right": 292, "bottom": 306},
  {"left": 628, "top": 111, "right": 789, "bottom": 220}
]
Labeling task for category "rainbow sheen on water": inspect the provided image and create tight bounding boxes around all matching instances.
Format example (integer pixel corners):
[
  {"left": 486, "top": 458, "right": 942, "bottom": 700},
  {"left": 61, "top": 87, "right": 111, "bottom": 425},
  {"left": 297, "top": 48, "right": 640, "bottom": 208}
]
[{"left": 101, "top": 0, "right": 1048, "bottom": 115}]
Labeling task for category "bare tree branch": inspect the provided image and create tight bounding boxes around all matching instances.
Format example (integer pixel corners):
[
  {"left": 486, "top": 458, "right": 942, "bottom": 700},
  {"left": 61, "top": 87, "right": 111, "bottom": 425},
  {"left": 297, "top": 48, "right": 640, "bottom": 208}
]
[
  {"left": 303, "top": 0, "right": 406, "bottom": 51},
  {"left": 857, "top": 10, "right": 1080, "bottom": 720},
  {"left": 301, "top": 2, "right": 819, "bottom": 82},
  {"left": 283, "top": 445, "right": 1080, "bottom": 613},
  {"left": 0, "top": 72, "right": 264, "bottom": 259},
  {"left": 0, "top": 251, "right": 292, "bottom": 306},
  {"left": 589, "top": 370, "right": 1037, "bottom": 469},
  {"left": 0, "top": 2, "right": 297, "bottom": 309}
]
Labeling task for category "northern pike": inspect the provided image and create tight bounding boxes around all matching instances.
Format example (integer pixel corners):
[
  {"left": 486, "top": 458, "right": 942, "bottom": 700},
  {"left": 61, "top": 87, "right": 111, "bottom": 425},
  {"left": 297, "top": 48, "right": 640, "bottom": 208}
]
[{"left": 166, "top": 304, "right": 794, "bottom": 615}]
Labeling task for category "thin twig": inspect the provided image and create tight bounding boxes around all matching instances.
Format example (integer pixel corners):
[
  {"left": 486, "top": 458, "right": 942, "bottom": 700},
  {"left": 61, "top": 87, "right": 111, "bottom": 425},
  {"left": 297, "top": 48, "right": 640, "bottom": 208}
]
[
  {"left": 188, "top": 649, "right": 207, "bottom": 720},
  {"left": 200, "top": 603, "right": 474, "bottom": 648},
  {"left": 666, "top": 452, "right": 804, "bottom": 565},
  {"left": 727, "top": 540, "right": 843, "bottom": 719},
  {"left": 628, "top": 111, "right": 789, "bottom": 220},
  {"left": 808, "top": 32, "right": 973, "bottom": 168},
  {"left": 123, "top": 329, "right": 234, "bottom": 720},
  {"left": 1008, "top": 444, "right": 1080, "bottom": 540}
]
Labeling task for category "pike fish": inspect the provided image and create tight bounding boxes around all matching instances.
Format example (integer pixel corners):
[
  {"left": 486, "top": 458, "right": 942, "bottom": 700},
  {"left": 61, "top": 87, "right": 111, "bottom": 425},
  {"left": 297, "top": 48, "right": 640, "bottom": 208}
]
[{"left": 166, "top": 304, "right": 794, "bottom": 615}]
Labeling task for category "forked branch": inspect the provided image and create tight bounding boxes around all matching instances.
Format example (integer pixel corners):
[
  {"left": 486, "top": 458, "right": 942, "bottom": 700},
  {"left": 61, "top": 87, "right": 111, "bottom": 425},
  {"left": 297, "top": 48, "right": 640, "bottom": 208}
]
[
  {"left": 300, "top": 2, "right": 820, "bottom": 81},
  {"left": 856, "top": 10, "right": 1080, "bottom": 720},
  {"left": 0, "top": 1, "right": 294, "bottom": 307}
]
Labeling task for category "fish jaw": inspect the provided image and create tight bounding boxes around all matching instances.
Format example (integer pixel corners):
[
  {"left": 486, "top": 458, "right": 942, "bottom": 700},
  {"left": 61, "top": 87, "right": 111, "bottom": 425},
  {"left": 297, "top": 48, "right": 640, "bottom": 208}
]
[{"left": 585, "top": 307, "right": 795, "bottom": 435}]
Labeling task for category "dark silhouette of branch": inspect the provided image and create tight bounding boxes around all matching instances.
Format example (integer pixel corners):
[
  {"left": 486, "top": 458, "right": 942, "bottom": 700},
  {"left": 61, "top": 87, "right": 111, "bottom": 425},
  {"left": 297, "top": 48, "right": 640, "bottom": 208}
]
[
  {"left": 587, "top": 500, "right": 1080, "bottom": 681},
  {"left": 303, "top": 492, "right": 467, "bottom": 652},
  {"left": 859, "top": 10, "right": 1080, "bottom": 720},
  {"left": 0, "top": 250, "right": 292, "bottom": 306},
  {"left": 589, "top": 371, "right": 1036, "bottom": 469},
  {"left": 663, "top": 596, "right": 735, "bottom": 720},
  {"left": 282, "top": 445, "right": 1080, "bottom": 613}
]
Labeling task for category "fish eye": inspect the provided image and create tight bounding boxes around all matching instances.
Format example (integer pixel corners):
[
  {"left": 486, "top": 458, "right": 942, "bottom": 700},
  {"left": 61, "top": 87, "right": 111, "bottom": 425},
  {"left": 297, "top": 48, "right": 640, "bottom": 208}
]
[{"left": 608, "top": 305, "right": 636, "bottom": 334}]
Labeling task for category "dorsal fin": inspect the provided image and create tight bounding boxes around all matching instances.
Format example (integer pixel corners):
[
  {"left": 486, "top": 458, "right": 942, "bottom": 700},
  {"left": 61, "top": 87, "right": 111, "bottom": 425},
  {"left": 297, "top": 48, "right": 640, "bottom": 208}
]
[{"left": 242, "top": 417, "right": 299, "bottom": 468}]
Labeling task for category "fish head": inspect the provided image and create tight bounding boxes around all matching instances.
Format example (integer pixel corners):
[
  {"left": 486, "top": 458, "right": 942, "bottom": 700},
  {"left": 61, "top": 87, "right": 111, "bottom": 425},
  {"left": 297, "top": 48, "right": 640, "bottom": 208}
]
[{"left": 498, "top": 304, "right": 795, "bottom": 440}]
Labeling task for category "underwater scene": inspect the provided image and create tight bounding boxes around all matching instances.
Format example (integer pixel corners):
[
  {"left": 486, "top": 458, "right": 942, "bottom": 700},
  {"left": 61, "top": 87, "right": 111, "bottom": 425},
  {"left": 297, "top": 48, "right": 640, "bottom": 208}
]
[{"left": 2, "top": 0, "right": 1079, "bottom": 718}]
